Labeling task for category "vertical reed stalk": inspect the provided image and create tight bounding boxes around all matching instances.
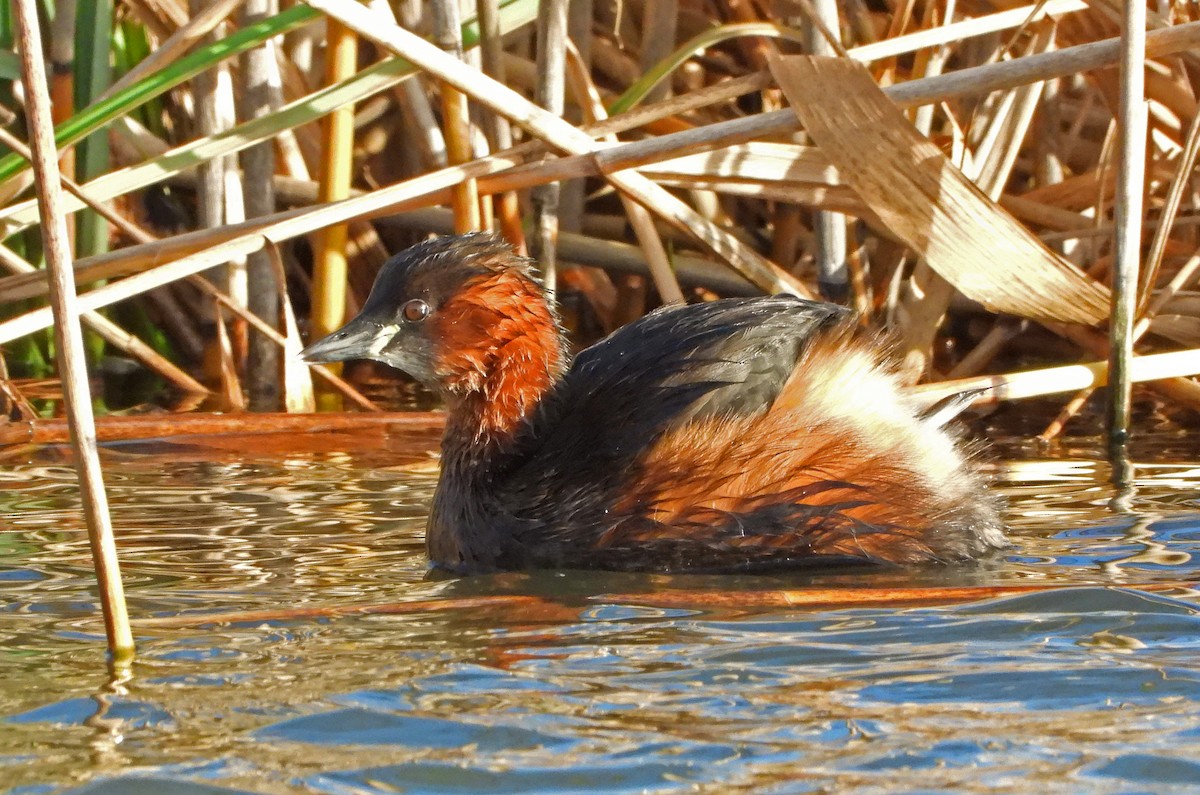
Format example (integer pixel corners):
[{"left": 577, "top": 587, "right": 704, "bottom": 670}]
[
  {"left": 191, "top": 0, "right": 248, "bottom": 367},
  {"left": 310, "top": 16, "right": 358, "bottom": 333},
  {"left": 1109, "top": 0, "right": 1146, "bottom": 451},
  {"left": 565, "top": 42, "right": 684, "bottom": 305},
  {"left": 12, "top": 0, "right": 134, "bottom": 660},
  {"left": 191, "top": 0, "right": 227, "bottom": 232},
  {"left": 530, "top": 0, "right": 569, "bottom": 295},
  {"left": 74, "top": 0, "right": 113, "bottom": 260},
  {"left": 50, "top": 0, "right": 76, "bottom": 251},
  {"left": 477, "top": 0, "right": 525, "bottom": 248},
  {"left": 638, "top": 0, "right": 678, "bottom": 104},
  {"left": 432, "top": 0, "right": 481, "bottom": 233},
  {"left": 804, "top": 0, "right": 847, "bottom": 301},
  {"left": 242, "top": 0, "right": 282, "bottom": 410},
  {"left": 556, "top": 0, "right": 592, "bottom": 245}
]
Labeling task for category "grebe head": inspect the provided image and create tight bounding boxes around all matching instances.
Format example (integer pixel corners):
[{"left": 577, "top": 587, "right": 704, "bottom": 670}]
[{"left": 302, "top": 233, "right": 565, "bottom": 421}]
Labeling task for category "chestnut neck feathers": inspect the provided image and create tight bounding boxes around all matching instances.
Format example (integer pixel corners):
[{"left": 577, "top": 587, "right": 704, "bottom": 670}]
[{"left": 431, "top": 266, "right": 567, "bottom": 453}]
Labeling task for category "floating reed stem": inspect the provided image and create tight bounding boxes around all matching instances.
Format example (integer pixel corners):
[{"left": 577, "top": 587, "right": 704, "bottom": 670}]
[
  {"left": 12, "top": 0, "right": 133, "bottom": 660},
  {"left": 130, "top": 583, "right": 1195, "bottom": 629},
  {"left": 1108, "top": 0, "right": 1146, "bottom": 452}
]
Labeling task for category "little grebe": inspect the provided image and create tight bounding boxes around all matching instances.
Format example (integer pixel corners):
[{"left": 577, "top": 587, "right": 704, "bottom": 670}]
[{"left": 302, "top": 233, "right": 1005, "bottom": 573}]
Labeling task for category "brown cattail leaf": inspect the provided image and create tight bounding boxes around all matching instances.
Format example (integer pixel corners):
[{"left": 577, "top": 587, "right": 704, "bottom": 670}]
[{"left": 769, "top": 53, "right": 1111, "bottom": 326}]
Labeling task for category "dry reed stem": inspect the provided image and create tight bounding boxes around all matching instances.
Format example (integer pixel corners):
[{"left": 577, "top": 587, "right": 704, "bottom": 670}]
[
  {"left": 1037, "top": 386, "right": 1095, "bottom": 444},
  {"left": 374, "top": 207, "right": 759, "bottom": 294},
  {"left": 310, "top": 17, "right": 358, "bottom": 341},
  {"left": 2, "top": 14, "right": 1198, "bottom": 241},
  {"left": 1108, "top": 0, "right": 1148, "bottom": 446},
  {"left": 908, "top": 347, "right": 1200, "bottom": 408},
  {"left": 214, "top": 304, "right": 247, "bottom": 410},
  {"left": 475, "top": 0, "right": 523, "bottom": 248},
  {"left": 12, "top": 0, "right": 134, "bottom": 659},
  {"left": 432, "top": 0, "right": 481, "bottom": 233},
  {"left": 802, "top": 0, "right": 849, "bottom": 301},
  {"left": 241, "top": 0, "right": 282, "bottom": 411},
  {"left": 565, "top": 41, "right": 684, "bottom": 305},
  {"left": 0, "top": 125, "right": 208, "bottom": 394},
  {"left": 302, "top": 0, "right": 812, "bottom": 297},
  {"left": 190, "top": 275, "right": 381, "bottom": 411},
  {"left": 850, "top": 1, "right": 1089, "bottom": 63},
  {"left": 529, "top": 0, "right": 568, "bottom": 293}
]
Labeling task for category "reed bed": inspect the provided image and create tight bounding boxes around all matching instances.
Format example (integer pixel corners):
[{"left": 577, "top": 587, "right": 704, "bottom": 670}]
[{"left": 1, "top": 0, "right": 1197, "bottom": 439}]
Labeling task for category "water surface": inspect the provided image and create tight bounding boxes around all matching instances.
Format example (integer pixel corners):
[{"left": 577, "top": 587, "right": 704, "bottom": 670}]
[{"left": 2, "top": 422, "right": 1199, "bottom": 794}]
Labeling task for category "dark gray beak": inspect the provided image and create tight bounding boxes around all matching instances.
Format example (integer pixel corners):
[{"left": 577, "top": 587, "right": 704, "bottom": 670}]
[{"left": 300, "top": 315, "right": 395, "bottom": 364}]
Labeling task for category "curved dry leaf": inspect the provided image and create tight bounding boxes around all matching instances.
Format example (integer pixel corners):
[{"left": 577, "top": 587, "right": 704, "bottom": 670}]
[{"left": 769, "top": 54, "right": 1111, "bottom": 325}]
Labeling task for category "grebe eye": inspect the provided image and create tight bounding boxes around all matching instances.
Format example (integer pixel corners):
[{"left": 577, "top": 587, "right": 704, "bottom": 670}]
[{"left": 402, "top": 299, "right": 431, "bottom": 323}]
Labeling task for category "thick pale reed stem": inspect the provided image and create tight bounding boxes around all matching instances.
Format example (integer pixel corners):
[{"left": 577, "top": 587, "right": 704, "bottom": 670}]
[{"left": 12, "top": 0, "right": 134, "bottom": 660}]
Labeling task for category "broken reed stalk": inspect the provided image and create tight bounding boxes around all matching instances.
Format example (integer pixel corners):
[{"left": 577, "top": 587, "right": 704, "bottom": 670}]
[
  {"left": 1108, "top": 0, "right": 1146, "bottom": 453},
  {"left": 375, "top": 208, "right": 758, "bottom": 294},
  {"left": 12, "top": 0, "right": 134, "bottom": 660},
  {"left": 530, "top": 0, "right": 569, "bottom": 295}
]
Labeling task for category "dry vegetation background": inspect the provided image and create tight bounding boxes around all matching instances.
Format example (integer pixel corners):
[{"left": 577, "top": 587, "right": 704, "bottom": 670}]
[{"left": 2, "top": 0, "right": 1200, "bottom": 444}]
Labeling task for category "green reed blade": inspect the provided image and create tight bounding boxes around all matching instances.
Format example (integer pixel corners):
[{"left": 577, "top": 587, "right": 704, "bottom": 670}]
[{"left": 0, "top": 4, "right": 319, "bottom": 184}]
